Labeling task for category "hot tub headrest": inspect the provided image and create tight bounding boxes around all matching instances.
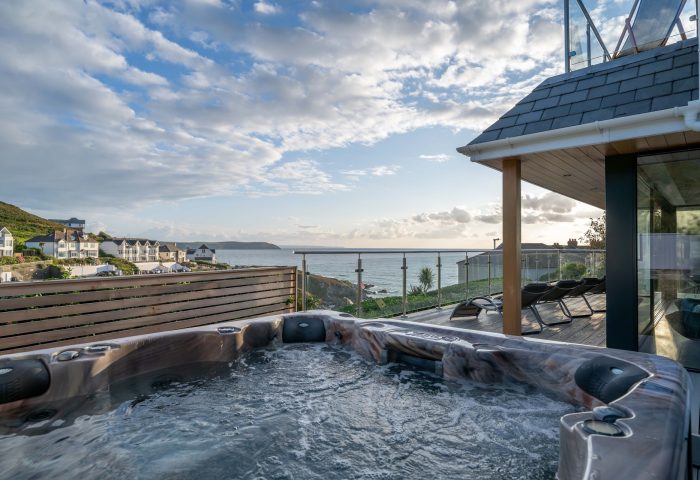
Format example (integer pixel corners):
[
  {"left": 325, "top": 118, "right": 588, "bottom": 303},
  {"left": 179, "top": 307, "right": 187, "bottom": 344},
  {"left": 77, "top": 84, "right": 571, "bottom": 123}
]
[
  {"left": 283, "top": 316, "right": 326, "bottom": 343},
  {"left": 0, "top": 359, "right": 50, "bottom": 405},
  {"left": 574, "top": 356, "right": 648, "bottom": 404}
]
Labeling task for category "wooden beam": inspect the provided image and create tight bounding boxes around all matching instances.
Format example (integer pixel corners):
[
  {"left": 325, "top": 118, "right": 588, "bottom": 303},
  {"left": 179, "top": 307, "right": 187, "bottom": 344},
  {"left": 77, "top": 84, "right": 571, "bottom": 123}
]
[{"left": 502, "top": 158, "right": 522, "bottom": 336}]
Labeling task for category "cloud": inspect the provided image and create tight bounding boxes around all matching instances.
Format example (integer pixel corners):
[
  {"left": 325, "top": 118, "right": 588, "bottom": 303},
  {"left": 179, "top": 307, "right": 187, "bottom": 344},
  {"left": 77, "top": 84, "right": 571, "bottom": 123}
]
[
  {"left": 522, "top": 192, "right": 576, "bottom": 214},
  {"left": 254, "top": 1, "right": 281, "bottom": 15},
  {"left": 0, "top": 0, "right": 567, "bottom": 212},
  {"left": 419, "top": 154, "right": 451, "bottom": 163},
  {"left": 369, "top": 165, "right": 400, "bottom": 176},
  {"left": 340, "top": 165, "right": 400, "bottom": 179}
]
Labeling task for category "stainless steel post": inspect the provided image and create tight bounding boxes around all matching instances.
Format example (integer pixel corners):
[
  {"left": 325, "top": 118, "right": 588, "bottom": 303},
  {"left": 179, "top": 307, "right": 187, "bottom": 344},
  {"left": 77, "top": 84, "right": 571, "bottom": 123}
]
[
  {"left": 547, "top": 254, "right": 551, "bottom": 282},
  {"left": 464, "top": 253, "right": 469, "bottom": 299},
  {"left": 401, "top": 254, "right": 407, "bottom": 318},
  {"left": 356, "top": 255, "right": 363, "bottom": 318},
  {"left": 436, "top": 253, "right": 442, "bottom": 310},
  {"left": 558, "top": 250, "right": 562, "bottom": 280},
  {"left": 586, "top": 23, "right": 591, "bottom": 67},
  {"left": 593, "top": 251, "right": 597, "bottom": 277},
  {"left": 301, "top": 254, "right": 307, "bottom": 311},
  {"left": 487, "top": 252, "right": 492, "bottom": 294},
  {"left": 564, "top": 0, "right": 571, "bottom": 73}
]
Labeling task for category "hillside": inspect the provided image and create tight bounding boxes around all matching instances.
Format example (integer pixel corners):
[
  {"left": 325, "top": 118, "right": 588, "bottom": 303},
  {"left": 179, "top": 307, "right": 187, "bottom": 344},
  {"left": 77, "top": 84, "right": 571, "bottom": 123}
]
[
  {"left": 0, "top": 202, "right": 64, "bottom": 244},
  {"left": 174, "top": 241, "right": 280, "bottom": 250}
]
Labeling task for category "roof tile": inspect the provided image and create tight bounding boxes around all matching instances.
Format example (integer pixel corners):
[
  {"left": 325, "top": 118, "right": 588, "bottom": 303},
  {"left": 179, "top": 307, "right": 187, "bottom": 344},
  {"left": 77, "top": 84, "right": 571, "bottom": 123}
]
[
  {"left": 523, "top": 119, "right": 553, "bottom": 135},
  {"left": 600, "top": 91, "right": 636, "bottom": 108},
  {"left": 651, "top": 91, "right": 692, "bottom": 110},
  {"left": 588, "top": 83, "right": 620, "bottom": 99},
  {"left": 635, "top": 82, "right": 673, "bottom": 101},
  {"left": 569, "top": 97, "right": 602, "bottom": 114},
  {"left": 515, "top": 110, "right": 543, "bottom": 125},
  {"left": 638, "top": 58, "right": 673, "bottom": 76},
  {"left": 619, "top": 74, "right": 654, "bottom": 93}
]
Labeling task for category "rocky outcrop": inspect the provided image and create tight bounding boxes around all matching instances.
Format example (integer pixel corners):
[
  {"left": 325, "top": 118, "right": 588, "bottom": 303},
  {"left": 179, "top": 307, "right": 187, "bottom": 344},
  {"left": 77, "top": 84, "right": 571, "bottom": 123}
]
[{"left": 297, "top": 272, "right": 367, "bottom": 309}]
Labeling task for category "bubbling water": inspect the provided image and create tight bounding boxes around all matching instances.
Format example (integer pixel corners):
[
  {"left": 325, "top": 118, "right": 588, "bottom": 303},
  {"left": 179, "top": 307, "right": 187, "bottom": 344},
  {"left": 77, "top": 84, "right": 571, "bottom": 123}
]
[{"left": 0, "top": 344, "right": 575, "bottom": 479}]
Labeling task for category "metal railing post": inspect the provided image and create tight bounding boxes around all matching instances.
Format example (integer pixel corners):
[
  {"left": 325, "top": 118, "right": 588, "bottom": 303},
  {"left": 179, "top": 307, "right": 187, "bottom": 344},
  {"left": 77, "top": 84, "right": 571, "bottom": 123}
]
[
  {"left": 558, "top": 250, "right": 562, "bottom": 280},
  {"left": 356, "top": 255, "right": 363, "bottom": 318},
  {"left": 436, "top": 253, "right": 442, "bottom": 310},
  {"left": 301, "top": 254, "right": 307, "bottom": 311},
  {"left": 401, "top": 254, "right": 407, "bottom": 318},
  {"left": 592, "top": 251, "right": 597, "bottom": 277},
  {"left": 547, "top": 254, "right": 551, "bottom": 282},
  {"left": 464, "top": 253, "right": 469, "bottom": 300},
  {"left": 487, "top": 252, "right": 492, "bottom": 295}
]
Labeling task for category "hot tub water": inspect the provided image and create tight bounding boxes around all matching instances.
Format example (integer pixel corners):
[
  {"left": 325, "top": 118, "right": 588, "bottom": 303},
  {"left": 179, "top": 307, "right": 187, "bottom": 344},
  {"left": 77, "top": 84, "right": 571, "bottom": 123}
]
[{"left": 0, "top": 344, "right": 576, "bottom": 479}]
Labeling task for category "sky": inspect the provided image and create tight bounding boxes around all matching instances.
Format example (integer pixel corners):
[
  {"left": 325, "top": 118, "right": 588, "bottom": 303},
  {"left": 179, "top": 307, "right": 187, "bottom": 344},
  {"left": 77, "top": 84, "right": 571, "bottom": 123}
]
[{"left": 2, "top": 0, "right": 663, "bottom": 248}]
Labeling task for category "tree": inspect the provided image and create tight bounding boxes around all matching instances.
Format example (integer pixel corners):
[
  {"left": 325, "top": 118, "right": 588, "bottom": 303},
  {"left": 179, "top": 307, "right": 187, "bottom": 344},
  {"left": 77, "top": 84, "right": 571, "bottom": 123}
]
[
  {"left": 418, "top": 267, "right": 434, "bottom": 293},
  {"left": 580, "top": 213, "right": 606, "bottom": 249}
]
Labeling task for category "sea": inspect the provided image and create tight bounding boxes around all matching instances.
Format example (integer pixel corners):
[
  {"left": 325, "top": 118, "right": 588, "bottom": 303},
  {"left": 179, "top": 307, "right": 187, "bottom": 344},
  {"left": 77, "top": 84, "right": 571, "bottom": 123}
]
[{"left": 216, "top": 249, "right": 474, "bottom": 296}]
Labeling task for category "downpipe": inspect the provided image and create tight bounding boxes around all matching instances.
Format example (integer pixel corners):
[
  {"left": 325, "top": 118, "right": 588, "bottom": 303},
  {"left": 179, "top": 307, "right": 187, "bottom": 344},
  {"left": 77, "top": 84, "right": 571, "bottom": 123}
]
[{"left": 683, "top": 100, "right": 700, "bottom": 131}]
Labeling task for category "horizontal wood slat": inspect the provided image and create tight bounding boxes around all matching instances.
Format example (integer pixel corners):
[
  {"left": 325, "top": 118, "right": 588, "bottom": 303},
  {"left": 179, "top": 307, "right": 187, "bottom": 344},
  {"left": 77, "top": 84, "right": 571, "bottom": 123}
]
[
  {"left": 0, "top": 267, "right": 296, "bottom": 354},
  {"left": 0, "top": 273, "right": 292, "bottom": 312},
  {"left": 0, "top": 278, "right": 293, "bottom": 324},
  {"left": 0, "top": 267, "right": 295, "bottom": 296},
  {"left": 2, "top": 303, "right": 289, "bottom": 355}
]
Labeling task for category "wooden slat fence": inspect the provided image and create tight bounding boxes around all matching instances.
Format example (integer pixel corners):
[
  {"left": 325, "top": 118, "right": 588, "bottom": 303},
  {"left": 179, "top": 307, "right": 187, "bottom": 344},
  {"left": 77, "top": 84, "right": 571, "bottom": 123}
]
[{"left": 0, "top": 267, "right": 296, "bottom": 354}]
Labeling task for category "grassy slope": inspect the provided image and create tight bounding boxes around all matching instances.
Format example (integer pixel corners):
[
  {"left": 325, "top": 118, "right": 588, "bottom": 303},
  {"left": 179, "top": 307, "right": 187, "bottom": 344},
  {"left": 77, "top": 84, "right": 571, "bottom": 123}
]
[{"left": 0, "top": 201, "right": 65, "bottom": 244}]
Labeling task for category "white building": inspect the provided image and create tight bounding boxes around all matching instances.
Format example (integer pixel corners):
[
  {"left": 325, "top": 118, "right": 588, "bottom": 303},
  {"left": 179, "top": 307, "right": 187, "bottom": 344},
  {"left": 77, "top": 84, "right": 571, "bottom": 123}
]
[
  {"left": 25, "top": 230, "right": 99, "bottom": 259},
  {"left": 0, "top": 227, "right": 13, "bottom": 257},
  {"left": 49, "top": 217, "right": 86, "bottom": 231},
  {"left": 100, "top": 238, "right": 160, "bottom": 263},
  {"left": 186, "top": 244, "right": 216, "bottom": 263}
]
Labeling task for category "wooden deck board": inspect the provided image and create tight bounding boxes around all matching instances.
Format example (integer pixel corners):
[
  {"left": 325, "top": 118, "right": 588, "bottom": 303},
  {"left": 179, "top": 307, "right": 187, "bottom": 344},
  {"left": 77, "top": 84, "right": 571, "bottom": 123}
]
[{"left": 403, "top": 294, "right": 607, "bottom": 347}]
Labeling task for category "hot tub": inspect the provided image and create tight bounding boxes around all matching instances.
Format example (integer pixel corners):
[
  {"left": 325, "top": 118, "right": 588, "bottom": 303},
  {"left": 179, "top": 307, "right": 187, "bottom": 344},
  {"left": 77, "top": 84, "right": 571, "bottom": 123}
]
[{"left": 0, "top": 311, "right": 690, "bottom": 479}]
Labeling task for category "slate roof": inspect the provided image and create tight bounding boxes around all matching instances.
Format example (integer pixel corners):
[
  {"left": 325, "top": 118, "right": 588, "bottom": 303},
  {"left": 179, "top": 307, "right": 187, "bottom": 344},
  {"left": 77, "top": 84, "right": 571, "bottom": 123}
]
[{"left": 469, "top": 38, "right": 699, "bottom": 146}]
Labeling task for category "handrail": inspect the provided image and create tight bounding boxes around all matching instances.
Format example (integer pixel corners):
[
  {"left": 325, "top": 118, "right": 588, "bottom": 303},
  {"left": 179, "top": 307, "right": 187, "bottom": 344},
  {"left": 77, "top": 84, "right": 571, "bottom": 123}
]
[
  {"left": 293, "top": 248, "right": 605, "bottom": 255},
  {"left": 294, "top": 248, "right": 606, "bottom": 318}
]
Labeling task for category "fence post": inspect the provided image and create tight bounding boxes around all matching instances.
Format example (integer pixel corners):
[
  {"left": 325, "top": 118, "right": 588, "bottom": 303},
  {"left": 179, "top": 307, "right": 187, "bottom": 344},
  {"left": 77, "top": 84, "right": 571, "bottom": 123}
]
[
  {"left": 436, "top": 253, "right": 442, "bottom": 310},
  {"left": 488, "top": 252, "right": 492, "bottom": 295},
  {"left": 558, "top": 250, "right": 562, "bottom": 280},
  {"left": 547, "top": 254, "right": 551, "bottom": 282},
  {"left": 592, "top": 252, "right": 597, "bottom": 277},
  {"left": 302, "top": 254, "right": 307, "bottom": 311},
  {"left": 401, "top": 254, "right": 407, "bottom": 318},
  {"left": 464, "top": 253, "right": 469, "bottom": 300},
  {"left": 356, "top": 255, "right": 363, "bottom": 318}
]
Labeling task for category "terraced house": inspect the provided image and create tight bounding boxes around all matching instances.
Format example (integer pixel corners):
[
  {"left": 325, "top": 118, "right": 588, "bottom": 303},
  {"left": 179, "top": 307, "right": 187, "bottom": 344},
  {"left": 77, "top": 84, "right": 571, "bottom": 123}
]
[{"left": 100, "top": 238, "right": 160, "bottom": 263}]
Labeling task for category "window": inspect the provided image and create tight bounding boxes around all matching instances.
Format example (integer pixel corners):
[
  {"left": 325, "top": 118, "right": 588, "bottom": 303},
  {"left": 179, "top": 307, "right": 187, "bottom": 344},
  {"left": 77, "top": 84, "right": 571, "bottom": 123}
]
[{"left": 638, "top": 151, "right": 700, "bottom": 370}]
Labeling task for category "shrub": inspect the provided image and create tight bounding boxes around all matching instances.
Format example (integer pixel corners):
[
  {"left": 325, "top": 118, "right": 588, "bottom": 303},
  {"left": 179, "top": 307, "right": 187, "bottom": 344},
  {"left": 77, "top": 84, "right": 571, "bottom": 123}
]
[
  {"left": 0, "top": 257, "right": 19, "bottom": 266},
  {"left": 104, "top": 257, "right": 138, "bottom": 275}
]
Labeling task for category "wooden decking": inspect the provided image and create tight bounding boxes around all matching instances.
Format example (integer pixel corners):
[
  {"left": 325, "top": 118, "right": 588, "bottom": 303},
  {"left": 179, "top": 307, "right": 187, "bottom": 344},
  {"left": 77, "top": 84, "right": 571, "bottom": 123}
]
[{"left": 403, "top": 294, "right": 607, "bottom": 347}]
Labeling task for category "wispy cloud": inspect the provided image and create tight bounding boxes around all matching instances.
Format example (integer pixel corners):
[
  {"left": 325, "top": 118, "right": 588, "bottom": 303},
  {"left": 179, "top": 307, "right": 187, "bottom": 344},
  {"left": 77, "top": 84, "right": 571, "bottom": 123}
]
[{"left": 419, "top": 154, "right": 451, "bottom": 163}]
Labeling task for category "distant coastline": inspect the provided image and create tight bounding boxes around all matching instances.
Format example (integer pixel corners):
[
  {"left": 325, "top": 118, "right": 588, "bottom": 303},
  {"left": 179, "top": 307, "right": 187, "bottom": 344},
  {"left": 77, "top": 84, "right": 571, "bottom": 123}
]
[{"left": 172, "top": 241, "right": 280, "bottom": 250}]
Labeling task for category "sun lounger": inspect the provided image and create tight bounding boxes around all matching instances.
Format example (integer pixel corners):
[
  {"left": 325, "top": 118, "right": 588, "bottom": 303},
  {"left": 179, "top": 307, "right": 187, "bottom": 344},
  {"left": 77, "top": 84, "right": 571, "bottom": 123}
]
[
  {"left": 532, "top": 280, "right": 583, "bottom": 325},
  {"left": 583, "top": 277, "right": 606, "bottom": 313},
  {"left": 450, "top": 283, "right": 552, "bottom": 335}
]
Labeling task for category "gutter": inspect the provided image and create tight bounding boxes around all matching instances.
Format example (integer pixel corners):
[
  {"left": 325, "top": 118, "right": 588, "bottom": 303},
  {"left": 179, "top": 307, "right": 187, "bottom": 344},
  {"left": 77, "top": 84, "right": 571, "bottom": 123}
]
[{"left": 460, "top": 102, "right": 700, "bottom": 163}]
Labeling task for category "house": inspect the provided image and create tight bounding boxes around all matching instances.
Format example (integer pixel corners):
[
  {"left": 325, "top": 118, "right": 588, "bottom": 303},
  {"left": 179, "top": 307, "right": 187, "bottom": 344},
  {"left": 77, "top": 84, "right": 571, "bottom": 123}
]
[
  {"left": 186, "top": 244, "right": 216, "bottom": 263},
  {"left": 100, "top": 238, "right": 160, "bottom": 263},
  {"left": 0, "top": 227, "right": 13, "bottom": 257},
  {"left": 25, "top": 230, "right": 99, "bottom": 259},
  {"left": 159, "top": 243, "right": 187, "bottom": 263},
  {"left": 458, "top": 7, "right": 700, "bottom": 370},
  {"left": 49, "top": 217, "right": 86, "bottom": 231},
  {"left": 456, "top": 243, "right": 567, "bottom": 283}
]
